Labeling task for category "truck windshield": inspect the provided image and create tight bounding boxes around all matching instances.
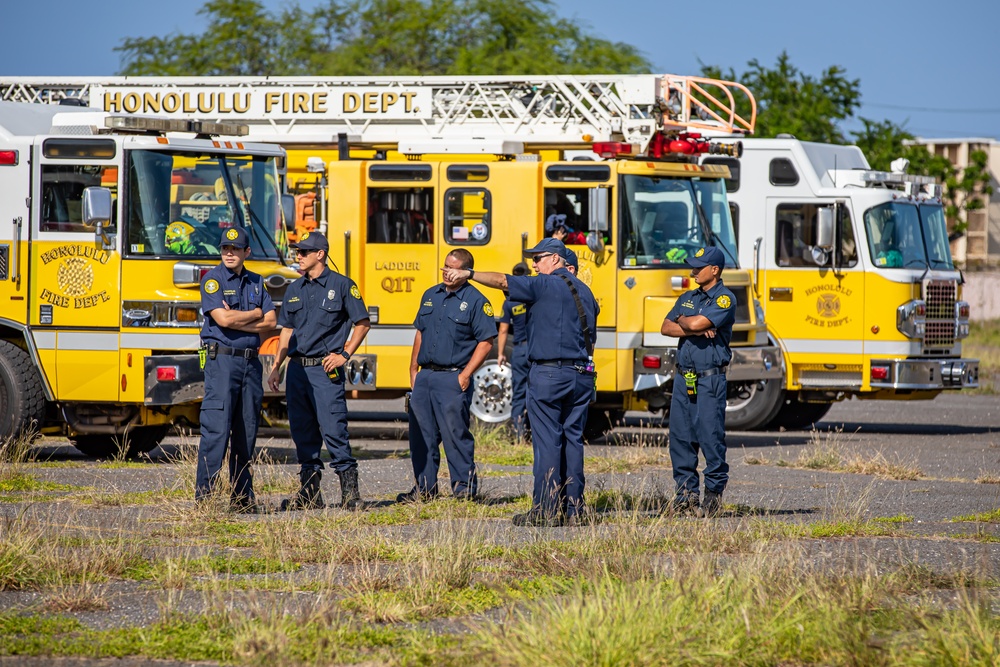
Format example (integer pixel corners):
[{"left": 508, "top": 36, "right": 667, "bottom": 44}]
[
  {"left": 864, "top": 202, "right": 931, "bottom": 269},
  {"left": 620, "top": 175, "right": 738, "bottom": 268},
  {"left": 125, "top": 150, "right": 286, "bottom": 260},
  {"left": 919, "top": 204, "right": 955, "bottom": 270}
]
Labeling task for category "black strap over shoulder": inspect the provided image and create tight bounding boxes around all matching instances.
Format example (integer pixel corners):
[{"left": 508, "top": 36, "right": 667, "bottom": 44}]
[{"left": 556, "top": 273, "right": 594, "bottom": 358}]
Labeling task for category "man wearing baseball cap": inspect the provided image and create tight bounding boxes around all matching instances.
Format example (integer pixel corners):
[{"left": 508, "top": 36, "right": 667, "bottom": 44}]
[
  {"left": 443, "top": 236, "right": 598, "bottom": 527},
  {"left": 660, "top": 245, "right": 736, "bottom": 518},
  {"left": 267, "top": 231, "right": 371, "bottom": 511},
  {"left": 196, "top": 226, "right": 276, "bottom": 513}
]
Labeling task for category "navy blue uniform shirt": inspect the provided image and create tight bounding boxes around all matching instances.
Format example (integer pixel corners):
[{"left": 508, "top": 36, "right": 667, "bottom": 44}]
[
  {"left": 200, "top": 264, "right": 274, "bottom": 349},
  {"left": 666, "top": 280, "right": 736, "bottom": 371},
  {"left": 507, "top": 268, "right": 598, "bottom": 362},
  {"left": 499, "top": 300, "right": 528, "bottom": 344},
  {"left": 278, "top": 267, "right": 368, "bottom": 357},
  {"left": 414, "top": 282, "right": 497, "bottom": 367}
]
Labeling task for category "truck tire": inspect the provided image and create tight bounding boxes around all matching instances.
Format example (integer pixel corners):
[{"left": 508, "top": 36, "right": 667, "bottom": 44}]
[
  {"left": 70, "top": 425, "right": 170, "bottom": 460},
  {"left": 0, "top": 340, "right": 46, "bottom": 439},
  {"left": 765, "top": 393, "right": 833, "bottom": 430},
  {"left": 725, "top": 378, "right": 784, "bottom": 431},
  {"left": 583, "top": 408, "right": 625, "bottom": 442},
  {"left": 470, "top": 359, "right": 513, "bottom": 424}
]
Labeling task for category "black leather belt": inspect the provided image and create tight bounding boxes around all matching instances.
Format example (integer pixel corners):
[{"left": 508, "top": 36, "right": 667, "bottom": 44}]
[
  {"left": 422, "top": 364, "right": 460, "bottom": 372},
  {"left": 209, "top": 343, "right": 258, "bottom": 359},
  {"left": 535, "top": 359, "right": 587, "bottom": 367},
  {"left": 290, "top": 356, "right": 326, "bottom": 367},
  {"left": 677, "top": 365, "right": 728, "bottom": 378}
]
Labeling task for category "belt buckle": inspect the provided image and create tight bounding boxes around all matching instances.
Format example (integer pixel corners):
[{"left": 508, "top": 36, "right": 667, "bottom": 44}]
[{"left": 243, "top": 348, "right": 254, "bottom": 359}]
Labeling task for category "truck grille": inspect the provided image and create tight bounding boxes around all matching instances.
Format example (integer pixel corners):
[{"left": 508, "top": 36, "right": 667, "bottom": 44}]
[{"left": 923, "top": 280, "right": 956, "bottom": 349}]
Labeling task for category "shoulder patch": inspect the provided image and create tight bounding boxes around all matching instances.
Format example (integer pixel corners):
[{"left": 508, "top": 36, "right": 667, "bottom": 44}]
[
  {"left": 350, "top": 285, "right": 361, "bottom": 299},
  {"left": 483, "top": 302, "right": 494, "bottom": 317},
  {"left": 512, "top": 304, "right": 526, "bottom": 316},
  {"left": 716, "top": 294, "right": 732, "bottom": 309},
  {"left": 204, "top": 279, "right": 219, "bottom": 294}
]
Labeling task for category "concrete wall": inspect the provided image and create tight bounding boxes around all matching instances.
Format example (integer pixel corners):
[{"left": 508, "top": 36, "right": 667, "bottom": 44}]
[{"left": 963, "top": 271, "right": 1000, "bottom": 321}]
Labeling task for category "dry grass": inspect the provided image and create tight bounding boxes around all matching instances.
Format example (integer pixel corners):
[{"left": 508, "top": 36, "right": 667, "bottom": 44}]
[{"left": 777, "top": 427, "right": 924, "bottom": 480}]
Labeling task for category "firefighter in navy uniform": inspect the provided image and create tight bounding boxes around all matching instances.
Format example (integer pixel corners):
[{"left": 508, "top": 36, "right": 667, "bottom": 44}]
[
  {"left": 196, "top": 226, "right": 276, "bottom": 513},
  {"left": 398, "top": 248, "right": 496, "bottom": 502},
  {"left": 266, "top": 232, "right": 371, "bottom": 510},
  {"left": 446, "top": 238, "right": 598, "bottom": 527},
  {"left": 660, "top": 246, "right": 736, "bottom": 517},
  {"left": 497, "top": 264, "right": 529, "bottom": 440}
]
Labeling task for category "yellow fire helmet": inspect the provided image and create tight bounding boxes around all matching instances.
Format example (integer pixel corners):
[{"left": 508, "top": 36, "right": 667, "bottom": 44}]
[{"left": 166, "top": 220, "right": 195, "bottom": 245}]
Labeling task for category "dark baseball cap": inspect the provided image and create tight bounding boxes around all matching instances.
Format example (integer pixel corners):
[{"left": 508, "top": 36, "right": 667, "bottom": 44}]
[
  {"left": 560, "top": 247, "right": 579, "bottom": 271},
  {"left": 219, "top": 226, "right": 249, "bottom": 249},
  {"left": 686, "top": 246, "right": 725, "bottom": 269},
  {"left": 290, "top": 230, "right": 329, "bottom": 252},
  {"left": 523, "top": 237, "right": 566, "bottom": 257}
]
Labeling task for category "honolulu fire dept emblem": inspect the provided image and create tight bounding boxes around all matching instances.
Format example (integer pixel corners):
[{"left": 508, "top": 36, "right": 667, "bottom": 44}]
[
  {"left": 817, "top": 293, "right": 840, "bottom": 318},
  {"left": 57, "top": 257, "right": 94, "bottom": 297}
]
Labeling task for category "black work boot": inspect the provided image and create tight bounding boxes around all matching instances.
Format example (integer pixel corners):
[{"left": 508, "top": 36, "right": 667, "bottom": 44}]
[
  {"left": 280, "top": 468, "right": 324, "bottom": 511},
  {"left": 698, "top": 489, "right": 724, "bottom": 518},
  {"left": 668, "top": 492, "right": 700, "bottom": 517},
  {"left": 336, "top": 467, "right": 363, "bottom": 511}
]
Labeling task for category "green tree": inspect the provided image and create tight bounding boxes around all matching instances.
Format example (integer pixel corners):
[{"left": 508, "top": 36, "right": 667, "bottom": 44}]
[
  {"left": 115, "top": 0, "right": 334, "bottom": 75},
  {"left": 701, "top": 52, "right": 861, "bottom": 144},
  {"left": 116, "top": 0, "right": 650, "bottom": 76}
]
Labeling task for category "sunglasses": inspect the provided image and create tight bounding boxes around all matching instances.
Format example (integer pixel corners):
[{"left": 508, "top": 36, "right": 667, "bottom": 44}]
[
  {"left": 531, "top": 253, "right": 555, "bottom": 263},
  {"left": 295, "top": 248, "right": 318, "bottom": 256}
]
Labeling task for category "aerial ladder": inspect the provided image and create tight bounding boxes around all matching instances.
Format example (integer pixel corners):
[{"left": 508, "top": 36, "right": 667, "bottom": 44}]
[{"left": 2, "top": 75, "right": 786, "bottom": 433}]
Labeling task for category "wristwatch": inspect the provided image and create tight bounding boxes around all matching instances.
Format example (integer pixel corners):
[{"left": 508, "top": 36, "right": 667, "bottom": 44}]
[{"left": 339, "top": 350, "right": 351, "bottom": 360}]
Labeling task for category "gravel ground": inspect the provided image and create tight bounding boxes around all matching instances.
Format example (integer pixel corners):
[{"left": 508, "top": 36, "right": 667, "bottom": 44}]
[{"left": 1, "top": 392, "right": 998, "bottom": 664}]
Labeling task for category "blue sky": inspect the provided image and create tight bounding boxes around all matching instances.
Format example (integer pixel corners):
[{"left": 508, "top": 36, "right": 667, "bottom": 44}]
[{"left": 3, "top": 0, "right": 998, "bottom": 139}]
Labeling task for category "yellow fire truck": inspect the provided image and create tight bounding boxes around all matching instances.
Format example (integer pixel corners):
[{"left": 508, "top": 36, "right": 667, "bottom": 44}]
[
  {"left": 0, "top": 100, "right": 301, "bottom": 456},
  {"left": 4, "top": 75, "right": 783, "bottom": 434},
  {"left": 700, "top": 138, "right": 978, "bottom": 429}
]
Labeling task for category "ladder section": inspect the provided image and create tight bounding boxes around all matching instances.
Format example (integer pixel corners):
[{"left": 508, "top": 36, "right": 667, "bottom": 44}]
[{"left": 0, "top": 75, "right": 755, "bottom": 151}]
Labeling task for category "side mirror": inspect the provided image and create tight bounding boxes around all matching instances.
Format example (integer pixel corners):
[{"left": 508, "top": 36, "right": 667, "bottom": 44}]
[
  {"left": 82, "top": 187, "right": 114, "bottom": 250},
  {"left": 281, "top": 193, "right": 297, "bottom": 232},
  {"left": 588, "top": 187, "right": 609, "bottom": 232},
  {"left": 815, "top": 207, "right": 834, "bottom": 250}
]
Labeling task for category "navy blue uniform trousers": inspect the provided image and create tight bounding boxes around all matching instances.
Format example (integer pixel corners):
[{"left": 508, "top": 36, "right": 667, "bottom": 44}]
[
  {"left": 526, "top": 364, "right": 592, "bottom": 517},
  {"left": 668, "top": 373, "right": 729, "bottom": 496},
  {"left": 286, "top": 362, "right": 356, "bottom": 474},
  {"left": 196, "top": 354, "right": 263, "bottom": 502},
  {"left": 510, "top": 344, "right": 529, "bottom": 437},
  {"left": 408, "top": 369, "right": 477, "bottom": 496}
]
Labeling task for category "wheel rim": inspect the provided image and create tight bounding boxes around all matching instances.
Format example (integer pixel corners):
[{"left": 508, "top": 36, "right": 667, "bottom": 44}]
[
  {"left": 726, "top": 380, "right": 764, "bottom": 413},
  {"left": 470, "top": 360, "right": 512, "bottom": 423}
]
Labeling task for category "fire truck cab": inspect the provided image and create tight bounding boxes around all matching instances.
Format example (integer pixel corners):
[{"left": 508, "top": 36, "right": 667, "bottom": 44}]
[{"left": 702, "top": 137, "right": 978, "bottom": 429}]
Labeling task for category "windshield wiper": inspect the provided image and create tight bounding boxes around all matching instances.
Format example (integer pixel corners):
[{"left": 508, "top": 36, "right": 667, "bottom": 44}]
[
  {"left": 232, "top": 172, "right": 288, "bottom": 267},
  {"left": 687, "top": 182, "right": 739, "bottom": 267}
]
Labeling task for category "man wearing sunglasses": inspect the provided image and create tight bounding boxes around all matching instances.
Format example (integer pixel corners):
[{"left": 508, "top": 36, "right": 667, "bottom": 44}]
[
  {"left": 444, "top": 237, "right": 598, "bottom": 527},
  {"left": 267, "top": 232, "right": 371, "bottom": 511},
  {"left": 660, "top": 246, "right": 735, "bottom": 518},
  {"left": 196, "top": 226, "right": 276, "bottom": 513}
]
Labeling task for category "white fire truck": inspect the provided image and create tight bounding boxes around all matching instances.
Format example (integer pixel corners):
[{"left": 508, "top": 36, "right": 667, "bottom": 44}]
[
  {"left": 700, "top": 137, "right": 978, "bottom": 429},
  {"left": 3, "top": 75, "right": 784, "bottom": 433}
]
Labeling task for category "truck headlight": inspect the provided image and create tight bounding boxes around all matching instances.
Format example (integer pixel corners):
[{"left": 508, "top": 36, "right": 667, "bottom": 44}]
[{"left": 896, "top": 300, "right": 926, "bottom": 339}]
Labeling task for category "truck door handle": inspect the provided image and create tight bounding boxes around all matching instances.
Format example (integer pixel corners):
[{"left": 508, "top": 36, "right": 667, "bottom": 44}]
[{"left": 769, "top": 287, "right": 792, "bottom": 301}]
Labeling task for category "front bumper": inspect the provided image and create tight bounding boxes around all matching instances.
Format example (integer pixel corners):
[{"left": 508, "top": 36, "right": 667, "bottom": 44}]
[
  {"left": 632, "top": 345, "right": 783, "bottom": 393},
  {"left": 869, "top": 358, "right": 979, "bottom": 390},
  {"left": 143, "top": 353, "right": 379, "bottom": 406}
]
